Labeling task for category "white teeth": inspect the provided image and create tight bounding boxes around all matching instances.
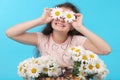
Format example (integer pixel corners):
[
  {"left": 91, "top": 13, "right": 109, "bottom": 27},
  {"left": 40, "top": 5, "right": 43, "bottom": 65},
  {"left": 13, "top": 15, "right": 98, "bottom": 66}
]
[{"left": 57, "top": 23, "right": 64, "bottom": 27}]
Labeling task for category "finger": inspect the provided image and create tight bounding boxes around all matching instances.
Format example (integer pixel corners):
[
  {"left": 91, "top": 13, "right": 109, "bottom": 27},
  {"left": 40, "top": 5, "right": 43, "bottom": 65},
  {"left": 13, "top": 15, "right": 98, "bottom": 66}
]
[
  {"left": 45, "top": 8, "right": 52, "bottom": 13},
  {"left": 48, "top": 8, "right": 53, "bottom": 11},
  {"left": 72, "top": 19, "right": 77, "bottom": 22},
  {"left": 74, "top": 13, "right": 82, "bottom": 16},
  {"left": 45, "top": 7, "right": 49, "bottom": 10},
  {"left": 48, "top": 17, "right": 53, "bottom": 21},
  {"left": 44, "top": 8, "right": 46, "bottom": 11},
  {"left": 44, "top": 8, "right": 50, "bottom": 12},
  {"left": 75, "top": 14, "right": 83, "bottom": 20},
  {"left": 74, "top": 13, "right": 83, "bottom": 18},
  {"left": 45, "top": 8, "right": 51, "bottom": 14},
  {"left": 44, "top": 8, "right": 48, "bottom": 13}
]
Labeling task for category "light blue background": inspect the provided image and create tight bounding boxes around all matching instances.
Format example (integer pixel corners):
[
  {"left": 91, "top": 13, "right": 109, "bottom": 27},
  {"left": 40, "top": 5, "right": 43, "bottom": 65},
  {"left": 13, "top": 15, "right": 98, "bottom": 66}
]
[{"left": 0, "top": 0, "right": 120, "bottom": 80}]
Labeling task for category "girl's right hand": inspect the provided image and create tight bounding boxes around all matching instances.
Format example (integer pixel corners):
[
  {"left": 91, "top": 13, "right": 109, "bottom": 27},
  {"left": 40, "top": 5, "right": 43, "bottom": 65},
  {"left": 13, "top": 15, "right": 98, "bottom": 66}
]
[{"left": 40, "top": 8, "right": 53, "bottom": 24}]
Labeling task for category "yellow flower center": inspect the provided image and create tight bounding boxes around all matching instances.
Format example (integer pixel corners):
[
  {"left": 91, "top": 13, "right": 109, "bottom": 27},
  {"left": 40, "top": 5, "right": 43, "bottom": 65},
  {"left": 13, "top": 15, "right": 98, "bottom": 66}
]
[
  {"left": 43, "top": 68, "right": 48, "bottom": 72},
  {"left": 88, "top": 64, "right": 93, "bottom": 70},
  {"left": 35, "top": 60, "right": 38, "bottom": 64},
  {"left": 75, "top": 49, "right": 80, "bottom": 53},
  {"left": 71, "top": 47, "right": 75, "bottom": 51},
  {"left": 31, "top": 68, "right": 37, "bottom": 74},
  {"left": 24, "top": 69, "right": 27, "bottom": 73},
  {"left": 67, "top": 14, "right": 72, "bottom": 19},
  {"left": 19, "top": 66, "right": 22, "bottom": 72},
  {"left": 96, "top": 63, "right": 100, "bottom": 69},
  {"left": 80, "top": 72, "right": 84, "bottom": 77},
  {"left": 82, "top": 55, "right": 88, "bottom": 60},
  {"left": 82, "top": 66, "right": 86, "bottom": 70},
  {"left": 75, "top": 53, "right": 81, "bottom": 57},
  {"left": 52, "top": 68, "right": 56, "bottom": 73},
  {"left": 102, "top": 71, "right": 105, "bottom": 75},
  {"left": 90, "top": 54, "right": 94, "bottom": 58},
  {"left": 55, "top": 11, "right": 60, "bottom": 16}
]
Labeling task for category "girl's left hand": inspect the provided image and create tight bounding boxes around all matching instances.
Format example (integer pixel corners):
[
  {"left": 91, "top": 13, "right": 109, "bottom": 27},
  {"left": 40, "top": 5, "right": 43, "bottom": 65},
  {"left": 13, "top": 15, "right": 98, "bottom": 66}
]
[{"left": 71, "top": 13, "right": 83, "bottom": 31}]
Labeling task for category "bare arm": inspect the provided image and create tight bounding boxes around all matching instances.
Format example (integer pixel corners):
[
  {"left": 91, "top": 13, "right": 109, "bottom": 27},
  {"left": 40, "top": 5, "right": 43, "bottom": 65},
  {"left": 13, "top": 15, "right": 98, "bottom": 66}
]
[
  {"left": 72, "top": 13, "right": 111, "bottom": 55},
  {"left": 6, "top": 18, "right": 44, "bottom": 37},
  {"left": 6, "top": 18, "right": 44, "bottom": 45},
  {"left": 80, "top": 26, "right": 111, "bottom": 55},
  {"left": 6, "top": 8, "right": 52, "bottom": 46}
]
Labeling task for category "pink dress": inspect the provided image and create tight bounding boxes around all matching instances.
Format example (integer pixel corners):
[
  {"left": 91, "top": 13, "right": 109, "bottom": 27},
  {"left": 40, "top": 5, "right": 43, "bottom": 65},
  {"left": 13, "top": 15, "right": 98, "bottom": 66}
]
[{"left": 37, "top": 32, "right": 86, "bottom": 67}]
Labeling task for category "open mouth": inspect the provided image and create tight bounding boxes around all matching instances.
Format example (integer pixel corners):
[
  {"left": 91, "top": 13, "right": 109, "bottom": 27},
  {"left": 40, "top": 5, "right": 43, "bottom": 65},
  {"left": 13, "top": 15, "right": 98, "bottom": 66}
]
[{"left": 55, "top": 22, "right": 65, "bottom": 27}]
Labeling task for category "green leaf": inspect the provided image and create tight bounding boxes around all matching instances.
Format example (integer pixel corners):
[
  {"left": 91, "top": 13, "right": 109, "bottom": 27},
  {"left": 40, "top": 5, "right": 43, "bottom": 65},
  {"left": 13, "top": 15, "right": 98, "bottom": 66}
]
[
  {"left": 72, "top": 61, "right": 81, "bottom": 76},
  {"left": 36, "top": 73, "right": 49, "bottom": 78}
]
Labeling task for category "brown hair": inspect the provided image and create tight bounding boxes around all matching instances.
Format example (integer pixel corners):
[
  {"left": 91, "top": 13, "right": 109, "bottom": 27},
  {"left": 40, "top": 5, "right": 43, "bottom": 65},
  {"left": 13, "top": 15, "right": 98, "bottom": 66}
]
[{"left": 42, "top": 2, "right": 84, "bottom": 36}]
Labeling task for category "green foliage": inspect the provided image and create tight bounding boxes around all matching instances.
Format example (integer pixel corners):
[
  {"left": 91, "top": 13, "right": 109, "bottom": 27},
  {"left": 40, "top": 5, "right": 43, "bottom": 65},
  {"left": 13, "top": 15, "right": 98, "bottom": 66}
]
[
  {"left": 36, "top": 73, "right": 49, "bottom": 79},
  {"left": 72, "top": 61, "right": 81, "bottom": 76}
]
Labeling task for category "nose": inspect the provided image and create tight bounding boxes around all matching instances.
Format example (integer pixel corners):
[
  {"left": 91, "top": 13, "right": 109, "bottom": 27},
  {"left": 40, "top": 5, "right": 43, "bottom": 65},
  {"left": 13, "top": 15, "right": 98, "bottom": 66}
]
[{"left": 59, "top": 17, "right": 65, "bottom": 22}]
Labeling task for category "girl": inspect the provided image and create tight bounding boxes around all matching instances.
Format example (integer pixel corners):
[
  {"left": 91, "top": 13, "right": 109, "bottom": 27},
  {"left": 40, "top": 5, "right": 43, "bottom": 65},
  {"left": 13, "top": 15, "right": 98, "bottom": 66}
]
[{"left": 6, "top": 2, "right": 111, "bottom": 80}]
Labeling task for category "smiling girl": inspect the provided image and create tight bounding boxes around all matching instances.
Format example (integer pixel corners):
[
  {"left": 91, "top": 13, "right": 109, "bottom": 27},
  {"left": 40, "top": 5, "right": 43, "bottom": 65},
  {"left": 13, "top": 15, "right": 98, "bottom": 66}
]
[{"left": 6, "top": 2, "right": 111, "bottom": 80}]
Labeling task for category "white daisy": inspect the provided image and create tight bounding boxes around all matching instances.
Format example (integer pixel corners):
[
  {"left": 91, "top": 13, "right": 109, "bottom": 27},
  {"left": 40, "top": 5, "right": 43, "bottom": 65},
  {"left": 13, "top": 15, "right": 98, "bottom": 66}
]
[
  {"left": 41, "top": 64, "right": 49, "bottom": 74},
  {"left": 97, "top": 68, "right": 109, "bottom": 79},
  {"left": 79, "top": 64, "right": 87, "bottom": 72},
  {"left": 78, "top": 71, "right": 86, "bottom": 80},
  {"left": 93, "top": 74, "right": 103, "bottom": 80},
  {"left": 69, "top": 46, "right": 85, "bottom": 61},
  {"left": 86, "top": 50, "right": 98, "bottom": 61},
  {"left": 48, "top": 67, "right": 61, "bottom": 77},
  {"left": 86, "top": 62, "right": 95, "bottom": 74},
  {"left": 64, "top": 11, "right": 75, "bottom": 22},
  {"left": 48, "top": 60, "right": 60, "bottom": 68},
  {"left": 27, "top": 63, "right": 40, "bottom": 78},
  {"left": 94, "top": 60, "right": 104, "bottom": 73},
  {"left": 51, "top": 7, "right": 63, "bottom": 19},
  {"left": 81, "top": 53, "right": 89, "bottom": 62},
  {"left": 17, "top": 58, "right": 33, "bottom": 77},
  {"left": 17, "top": 62, "right": 27, "bottom": 77},
  {"left": 68, "top": 47, "right": 76, "bottom": 54}
]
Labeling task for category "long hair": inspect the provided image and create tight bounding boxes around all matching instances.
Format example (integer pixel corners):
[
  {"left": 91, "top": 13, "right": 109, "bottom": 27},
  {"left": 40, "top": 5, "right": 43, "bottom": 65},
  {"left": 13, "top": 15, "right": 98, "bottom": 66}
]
[{"left": 42, "top": 2, "right": 84, "bottom": 36}]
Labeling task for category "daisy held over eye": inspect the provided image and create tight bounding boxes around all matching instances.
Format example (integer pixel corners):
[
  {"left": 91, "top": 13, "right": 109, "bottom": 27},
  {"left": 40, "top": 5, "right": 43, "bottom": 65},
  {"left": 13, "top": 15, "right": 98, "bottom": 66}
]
[
  {"left": 51, "top": 7, "right": 75, "bottom": 22},
  {"left": 6, "top": 2, "right": 111, "bottom": 80}
]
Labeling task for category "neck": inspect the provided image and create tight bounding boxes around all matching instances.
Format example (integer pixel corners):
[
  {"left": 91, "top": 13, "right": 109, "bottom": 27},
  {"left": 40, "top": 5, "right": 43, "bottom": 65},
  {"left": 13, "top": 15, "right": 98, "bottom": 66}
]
[{"left": 52, "top": 31, "right": 68, "bottom": 44}]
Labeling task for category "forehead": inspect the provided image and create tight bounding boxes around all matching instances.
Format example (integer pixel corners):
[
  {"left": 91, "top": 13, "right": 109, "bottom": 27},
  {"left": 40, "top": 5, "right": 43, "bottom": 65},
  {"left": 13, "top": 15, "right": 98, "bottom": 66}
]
[{"left": 60, "top": 7, "right": 72, "bottom": 12}]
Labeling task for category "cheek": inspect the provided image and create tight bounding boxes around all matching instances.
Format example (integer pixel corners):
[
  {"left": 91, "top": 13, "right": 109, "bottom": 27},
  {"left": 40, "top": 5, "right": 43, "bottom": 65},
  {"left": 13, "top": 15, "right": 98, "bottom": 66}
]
[
  {"left": 64, "top": 24, "right": 73, "bottom": 32},
  {"left": 66, "top": 23, "right": 72, "bottom": 29},
  {"left": 51, "top": 20, "right": 56, "bottom": 28}
]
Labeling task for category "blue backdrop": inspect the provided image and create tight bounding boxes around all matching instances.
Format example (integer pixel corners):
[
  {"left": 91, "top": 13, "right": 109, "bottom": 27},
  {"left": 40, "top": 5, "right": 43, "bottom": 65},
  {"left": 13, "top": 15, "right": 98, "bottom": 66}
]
[{"left": 0, "top": 0, "right": 120, "bottom": 80}]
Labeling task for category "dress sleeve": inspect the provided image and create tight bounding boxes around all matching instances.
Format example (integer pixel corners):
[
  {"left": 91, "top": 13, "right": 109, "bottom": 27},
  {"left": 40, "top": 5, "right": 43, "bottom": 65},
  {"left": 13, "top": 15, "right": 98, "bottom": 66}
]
[
  {"left": 72, "top": 35, "right": 87, "bottom": 46},
  {"left": 36, "top": 32, "right": 44, "bottom": 49}
]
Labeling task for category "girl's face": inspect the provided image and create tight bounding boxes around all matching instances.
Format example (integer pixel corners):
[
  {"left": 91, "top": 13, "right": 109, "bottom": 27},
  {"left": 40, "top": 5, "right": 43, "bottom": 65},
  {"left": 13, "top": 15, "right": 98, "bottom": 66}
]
[{"left": 51, "top": 7, "right": 73, "bottom": 33}]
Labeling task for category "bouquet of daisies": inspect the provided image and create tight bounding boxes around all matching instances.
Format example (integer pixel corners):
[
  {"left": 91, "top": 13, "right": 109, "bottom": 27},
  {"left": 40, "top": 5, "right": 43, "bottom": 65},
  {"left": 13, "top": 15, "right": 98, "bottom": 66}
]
[
  {"left": 68, "top": 46, "right": 109, "bottom": 80},
  {"left": 17, "top": 55, "right": 62, "bottom": 79}
]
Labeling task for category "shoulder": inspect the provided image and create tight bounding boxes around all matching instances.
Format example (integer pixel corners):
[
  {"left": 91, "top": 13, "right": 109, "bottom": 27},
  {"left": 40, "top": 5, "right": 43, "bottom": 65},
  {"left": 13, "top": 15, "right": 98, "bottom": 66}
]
[
  {"left": 37, "top": 32, "right": 48, "bottom": 38},
  {"left": 36, "top": 32, "right": 50, "bottom": 48},
  {"left": 37, "top": 32, "right": 50, "bottom": 42},
  {"left": 37, "top": 32, "right": 50, "bottom": 41},
  {"left": 37, "top": 32, "right": 44, "bottom": 36}
]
